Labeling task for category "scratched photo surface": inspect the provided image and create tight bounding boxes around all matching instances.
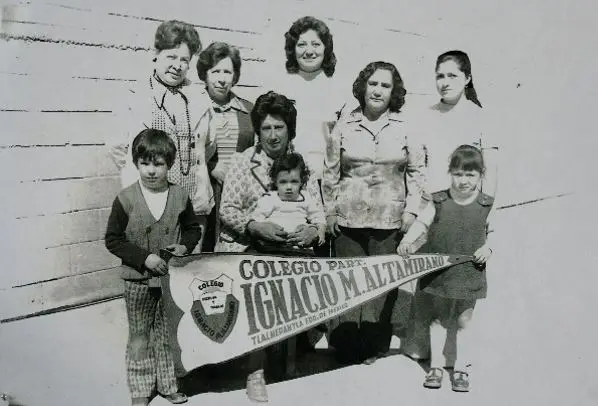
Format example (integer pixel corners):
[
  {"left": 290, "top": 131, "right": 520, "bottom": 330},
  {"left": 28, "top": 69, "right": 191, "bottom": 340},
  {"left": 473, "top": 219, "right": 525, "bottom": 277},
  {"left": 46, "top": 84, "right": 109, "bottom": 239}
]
[{"left": 0, "top": 0, "right": 595, "bottom": 405}]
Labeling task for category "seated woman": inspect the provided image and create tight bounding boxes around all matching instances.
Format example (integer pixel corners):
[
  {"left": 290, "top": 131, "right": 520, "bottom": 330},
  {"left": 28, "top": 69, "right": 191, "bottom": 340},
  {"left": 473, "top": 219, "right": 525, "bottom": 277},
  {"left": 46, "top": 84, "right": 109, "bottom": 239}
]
[
  {"left": 250, "top": 152, "right": 326, "bottom": 256},
  {"left": 323, "top": 61, "right": 428, "bottom": 365},
  {"left": 215, "top": 91, "right": 322, "bottom": 402}
]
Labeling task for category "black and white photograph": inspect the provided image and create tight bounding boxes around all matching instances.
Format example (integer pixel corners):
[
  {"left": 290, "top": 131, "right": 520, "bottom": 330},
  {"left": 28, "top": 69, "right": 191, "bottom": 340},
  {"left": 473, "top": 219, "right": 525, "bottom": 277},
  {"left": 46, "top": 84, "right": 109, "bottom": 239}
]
[{"left": 0, "top": 0, "right": 595, "bottom": 405}]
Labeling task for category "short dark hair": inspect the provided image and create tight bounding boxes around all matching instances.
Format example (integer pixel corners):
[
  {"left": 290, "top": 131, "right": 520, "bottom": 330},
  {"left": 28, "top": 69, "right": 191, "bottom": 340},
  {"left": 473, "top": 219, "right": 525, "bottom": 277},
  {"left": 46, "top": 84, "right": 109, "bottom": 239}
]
[
  {"left": 154, "top": 20, "right": 202, "bottom": 55},
  {"left": 352, "top": 61, "right": 407, "bottom": 113},
  {"left": 197, "top": 42, "right": 242, "bottom": 85},
  {"left": 436, "top": 50, "right": 482, "bottom": 108},
  {"left": 269, "top": 152, "right": 310, "bottom": 190},
  {"left": 284, "top": 16, "right": 336, "bottom": 77},
  {"left": 131, "top": 129, "right": 177, "bottom": 169},
  {"left": 251, "top": 91, "right": 297, "bottom": 141},
  {"left": 448, "top": 144, "right": 485, "bottom": 174}
]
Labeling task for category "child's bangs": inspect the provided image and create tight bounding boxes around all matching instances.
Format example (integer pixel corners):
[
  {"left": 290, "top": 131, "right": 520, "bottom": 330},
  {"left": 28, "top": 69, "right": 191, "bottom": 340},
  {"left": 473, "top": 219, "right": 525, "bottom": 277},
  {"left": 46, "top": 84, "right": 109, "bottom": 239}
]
[
  {"left": 137, "top": 144, "right": 169, "bottom": 164},
  {"left": 448, "top": 145, "right": 485, "bottom": 173},
  {"left": 131, "top": 129, "right": 176, "bottom": 167}
]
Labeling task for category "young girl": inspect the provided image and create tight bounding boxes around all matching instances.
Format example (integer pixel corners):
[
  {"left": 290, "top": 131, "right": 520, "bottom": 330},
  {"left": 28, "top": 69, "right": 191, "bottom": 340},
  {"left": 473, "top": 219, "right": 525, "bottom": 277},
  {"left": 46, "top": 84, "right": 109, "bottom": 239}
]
[
  {"left": 249, "top": 151, "right": 325, "bottom": 255},
  {"left": 398, "top": 145, "right": 495, "bottom": 392},
  {"left": 105, "top": 129, "right": 201, "bottom": 405}
]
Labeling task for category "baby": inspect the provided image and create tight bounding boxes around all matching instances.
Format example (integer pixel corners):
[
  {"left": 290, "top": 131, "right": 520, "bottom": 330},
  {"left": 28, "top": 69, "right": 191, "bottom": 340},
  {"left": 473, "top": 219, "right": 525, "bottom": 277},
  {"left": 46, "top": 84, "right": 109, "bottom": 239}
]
[{"left": 250, "top": 152, "right": 325, "bottom": 254}]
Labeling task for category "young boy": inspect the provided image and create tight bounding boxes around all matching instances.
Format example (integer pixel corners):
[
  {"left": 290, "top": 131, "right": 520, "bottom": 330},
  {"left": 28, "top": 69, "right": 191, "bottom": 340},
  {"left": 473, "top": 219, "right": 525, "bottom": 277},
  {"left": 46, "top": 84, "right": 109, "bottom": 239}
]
[
  {"left": 105, "top": 129, "right": 201, "bottom": 405},
  {"left": 398, "top": 144, "right": 495, "bottom": 392}
]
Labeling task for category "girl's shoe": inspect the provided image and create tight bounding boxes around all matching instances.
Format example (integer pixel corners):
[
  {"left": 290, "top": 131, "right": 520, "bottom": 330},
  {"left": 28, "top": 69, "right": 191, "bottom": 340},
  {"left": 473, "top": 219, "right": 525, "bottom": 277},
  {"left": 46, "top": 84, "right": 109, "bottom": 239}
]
[
  {"left": 423, "top": 367, "right": 444, "bottom": 389},
  {"left": 451, "top": 371, "right": 470, "bottom": 392},
  {"left": 161, "top": 392, "right": 188, "bottom": 404},
  {"left": 246, "top": 369, "right": 268, "bottom": 402}
]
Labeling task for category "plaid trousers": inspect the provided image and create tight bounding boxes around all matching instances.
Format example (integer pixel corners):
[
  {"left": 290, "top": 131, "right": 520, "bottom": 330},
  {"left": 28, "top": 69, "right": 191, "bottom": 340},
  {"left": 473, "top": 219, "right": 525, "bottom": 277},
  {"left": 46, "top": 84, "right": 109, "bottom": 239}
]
[{"left": 124, "top": 281, "right": 178, "bottom": 398}]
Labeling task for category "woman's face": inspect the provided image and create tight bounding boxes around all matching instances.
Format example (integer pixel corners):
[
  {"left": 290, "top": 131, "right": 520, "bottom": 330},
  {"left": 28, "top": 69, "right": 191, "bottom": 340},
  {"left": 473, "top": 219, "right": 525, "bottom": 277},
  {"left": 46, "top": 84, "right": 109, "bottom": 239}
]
[
  {"left": 206, "top": 56, "right": 235, "bottom": 104},
  {"left": 435, "top": 60, "right": 471, "bottom": 104},
  {"left": 364, "top": 68, "right": 393, "bottom": 116},
  {"left": 259, "top": 114, "right": 290, "bottom": 159},
  {"left": 295, "top": 29, "right": 325, "bottom": 73},
  {"left": 154, "top": 43, "right": 191, "bottom": 87}
]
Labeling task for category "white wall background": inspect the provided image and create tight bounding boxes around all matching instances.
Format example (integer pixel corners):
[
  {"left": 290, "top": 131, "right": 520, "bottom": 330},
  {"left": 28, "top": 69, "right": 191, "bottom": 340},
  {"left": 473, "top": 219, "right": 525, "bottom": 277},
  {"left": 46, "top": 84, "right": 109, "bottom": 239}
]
[{"left": 1, "top": 0, "right": 595, "bottom": 320}]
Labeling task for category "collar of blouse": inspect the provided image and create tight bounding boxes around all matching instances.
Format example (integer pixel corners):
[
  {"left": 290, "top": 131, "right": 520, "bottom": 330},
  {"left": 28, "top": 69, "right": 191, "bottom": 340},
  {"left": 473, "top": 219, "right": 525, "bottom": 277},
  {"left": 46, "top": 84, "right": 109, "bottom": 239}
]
[
  {"left": 150, "top": 72, "right": 190, "bottom": 108},
  {"left": 209, "top": 91, "right": 249, "bottom": 114}
]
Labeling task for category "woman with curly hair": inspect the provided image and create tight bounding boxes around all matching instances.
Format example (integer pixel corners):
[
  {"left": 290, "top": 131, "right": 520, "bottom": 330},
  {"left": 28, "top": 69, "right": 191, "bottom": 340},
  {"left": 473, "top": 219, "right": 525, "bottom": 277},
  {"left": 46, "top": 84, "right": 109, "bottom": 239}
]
[
  {"left": 273, "top": 16, "right": 346, "bottom": 186},
  {"left": 323, "top": 61, "right": 428, "bottom": 365}
]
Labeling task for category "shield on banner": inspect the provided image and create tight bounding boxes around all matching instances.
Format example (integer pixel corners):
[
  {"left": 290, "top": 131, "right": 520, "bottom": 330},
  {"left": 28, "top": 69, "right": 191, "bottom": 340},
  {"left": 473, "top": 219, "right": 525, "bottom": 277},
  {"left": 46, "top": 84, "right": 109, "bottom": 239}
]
[{"left": 189, "top": 274, "right": 239, "bottom": 343}]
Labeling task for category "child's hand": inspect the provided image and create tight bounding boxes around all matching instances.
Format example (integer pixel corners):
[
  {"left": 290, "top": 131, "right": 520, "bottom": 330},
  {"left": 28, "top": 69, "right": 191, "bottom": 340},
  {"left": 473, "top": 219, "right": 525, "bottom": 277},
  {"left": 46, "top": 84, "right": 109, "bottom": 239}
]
[
  {"left": 473, "top": 245, "right": 493, "bottom": 264},
  {"left": 144, "top": 254, "right": 168, "bottom": 276},
  {"left": 397, "top": 241, "right": 415, "bottom": 256},
  {"left": 165, "top": 244, "right": 188, "bottom": 256}
]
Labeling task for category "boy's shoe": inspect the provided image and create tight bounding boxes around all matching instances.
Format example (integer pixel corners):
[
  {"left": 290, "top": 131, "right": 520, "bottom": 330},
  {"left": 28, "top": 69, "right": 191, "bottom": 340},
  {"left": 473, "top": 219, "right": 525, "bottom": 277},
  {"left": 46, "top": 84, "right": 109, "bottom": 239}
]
[
  {"left": 363, "top": 356, "right": 378, "bottom": 365},
  {"left": 451, "top": 371, "right": 470, "bottom": 392},
  {"left": 423, "top": 367, "right": 444, "bottom": 389},
  {"left": 246, "top": 369, "right": 268, "bottom": 403},
  {"left": 161, "top": 392, "right": 188, "bottom": 404},
  {"left": 131, "top": 397, "right": 149, "bottom": 406}
]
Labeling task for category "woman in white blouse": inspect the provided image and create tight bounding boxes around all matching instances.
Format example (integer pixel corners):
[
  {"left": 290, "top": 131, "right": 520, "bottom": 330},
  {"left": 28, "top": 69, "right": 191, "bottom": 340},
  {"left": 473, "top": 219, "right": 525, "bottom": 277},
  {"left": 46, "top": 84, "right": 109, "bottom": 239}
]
[
  {"left": 275, "top": 16, "right": 345, "bottom": 185},
  {"left": 402, "top": 50, "right": 499, "bottom": 368}
]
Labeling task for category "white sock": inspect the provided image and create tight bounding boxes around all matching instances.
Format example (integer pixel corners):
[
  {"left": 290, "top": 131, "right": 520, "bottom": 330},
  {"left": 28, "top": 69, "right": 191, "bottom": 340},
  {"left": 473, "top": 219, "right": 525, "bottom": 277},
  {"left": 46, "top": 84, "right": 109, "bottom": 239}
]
[{"left": 429, "top": 321, "right": 445, "bottom": 368}]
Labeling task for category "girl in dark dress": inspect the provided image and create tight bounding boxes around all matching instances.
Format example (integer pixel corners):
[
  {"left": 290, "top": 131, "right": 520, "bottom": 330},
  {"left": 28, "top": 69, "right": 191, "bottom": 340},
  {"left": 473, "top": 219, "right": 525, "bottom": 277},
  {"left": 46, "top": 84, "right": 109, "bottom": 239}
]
[{"left": 398, "top": 145, "right": 496, "bottom": 393}]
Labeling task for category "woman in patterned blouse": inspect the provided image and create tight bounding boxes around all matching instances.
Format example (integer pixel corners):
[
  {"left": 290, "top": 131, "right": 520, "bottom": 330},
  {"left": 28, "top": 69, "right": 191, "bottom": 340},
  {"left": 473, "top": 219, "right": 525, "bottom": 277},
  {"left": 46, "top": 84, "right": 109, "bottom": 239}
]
[
  {"left": 323, "top": 61, "right": 428, "bottom": 365},
  {"left": 109, "top": 20, "right": 205, "bottom": 214},
  {"left": 216, "top": 91, "right": 323, "bottom": 402}
]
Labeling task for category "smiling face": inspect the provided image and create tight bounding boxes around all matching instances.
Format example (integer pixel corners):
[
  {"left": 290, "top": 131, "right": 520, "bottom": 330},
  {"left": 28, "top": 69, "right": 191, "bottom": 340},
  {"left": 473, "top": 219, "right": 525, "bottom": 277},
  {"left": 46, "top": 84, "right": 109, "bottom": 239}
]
[
  {"left": 295, "top": 29, "right": 325, "bottom": 73},
  {"left": 364, "top": 68, "right": 393, "bottom": 117},
  {"left": 137, "top": 156, "right": 169, "bottom": 192},
  {"left": 206, "top": 56, "right": 235, "bottom": 104},
  {"left": 259, "top": 114, "right": 290, "bottom": 159},
  {"left": 154, "top": 43, "right": 191, "bottom": 87},
  {"left": 436, "top": 59, "right": 471, "bottom": 104},
  {"left": 275, "top": 168, "right": 302, "bottom": 201}
]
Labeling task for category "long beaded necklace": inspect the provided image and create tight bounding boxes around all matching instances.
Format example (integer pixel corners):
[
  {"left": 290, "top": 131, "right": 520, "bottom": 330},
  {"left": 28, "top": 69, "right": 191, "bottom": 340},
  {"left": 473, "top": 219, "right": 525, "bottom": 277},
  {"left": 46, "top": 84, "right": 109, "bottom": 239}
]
[{"left": 150, "top": 76, "right": 193, "bottom": 176}]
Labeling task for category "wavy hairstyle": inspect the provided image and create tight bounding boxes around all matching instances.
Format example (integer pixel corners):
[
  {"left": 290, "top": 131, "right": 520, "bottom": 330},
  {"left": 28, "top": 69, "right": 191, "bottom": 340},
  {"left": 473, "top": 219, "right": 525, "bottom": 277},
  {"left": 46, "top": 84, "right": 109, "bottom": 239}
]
[
  {"left": 251, "top": 91, "right": 297, "bottom": 141},
  {"left": 352, "top": 61, "right": 407, "bottom": 113},
  {"left": 196, "top": 42, "right": 242, "bottom": 85},
  {"left": 154, "top": 20, "right": 202, "bottom": 55},
  {"left": 268, "top": 152, "right": 311, "bottom": 190},
  {"left": 436, "top": 50, "right": 482, "bottom": 108},
  {"left": 284, "top": 16, "right": 336, "bottom": 77}
]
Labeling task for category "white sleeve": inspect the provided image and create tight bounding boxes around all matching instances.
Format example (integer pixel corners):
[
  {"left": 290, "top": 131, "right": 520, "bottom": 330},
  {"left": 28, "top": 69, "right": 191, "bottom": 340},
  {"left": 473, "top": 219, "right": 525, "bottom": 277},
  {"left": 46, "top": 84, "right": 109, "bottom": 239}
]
[{"left": 250, "top": 194, "right": 276, "bottom": 223}]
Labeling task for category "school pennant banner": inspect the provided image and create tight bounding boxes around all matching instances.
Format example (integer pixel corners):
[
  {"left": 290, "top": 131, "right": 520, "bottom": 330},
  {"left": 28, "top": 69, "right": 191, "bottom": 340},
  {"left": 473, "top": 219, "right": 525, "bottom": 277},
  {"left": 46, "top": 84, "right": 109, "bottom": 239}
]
[{"left": 161, "top": 252, "right": 471, "bottom": 376}]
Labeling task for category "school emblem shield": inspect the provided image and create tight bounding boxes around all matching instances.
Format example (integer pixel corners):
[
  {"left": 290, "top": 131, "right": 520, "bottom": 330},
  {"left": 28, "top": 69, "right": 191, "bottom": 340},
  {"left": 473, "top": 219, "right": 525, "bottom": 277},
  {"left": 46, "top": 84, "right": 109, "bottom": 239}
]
[{"left": 189, "top": 274, "right": 239, "bottom": 343}]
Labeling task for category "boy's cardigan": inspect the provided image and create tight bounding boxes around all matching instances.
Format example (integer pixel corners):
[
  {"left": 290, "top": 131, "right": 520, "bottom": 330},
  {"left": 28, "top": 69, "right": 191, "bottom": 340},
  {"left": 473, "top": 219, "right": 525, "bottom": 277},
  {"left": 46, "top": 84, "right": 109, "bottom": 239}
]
[{"left": 105, "top": 182, "right": 201, "bottom": 284}]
